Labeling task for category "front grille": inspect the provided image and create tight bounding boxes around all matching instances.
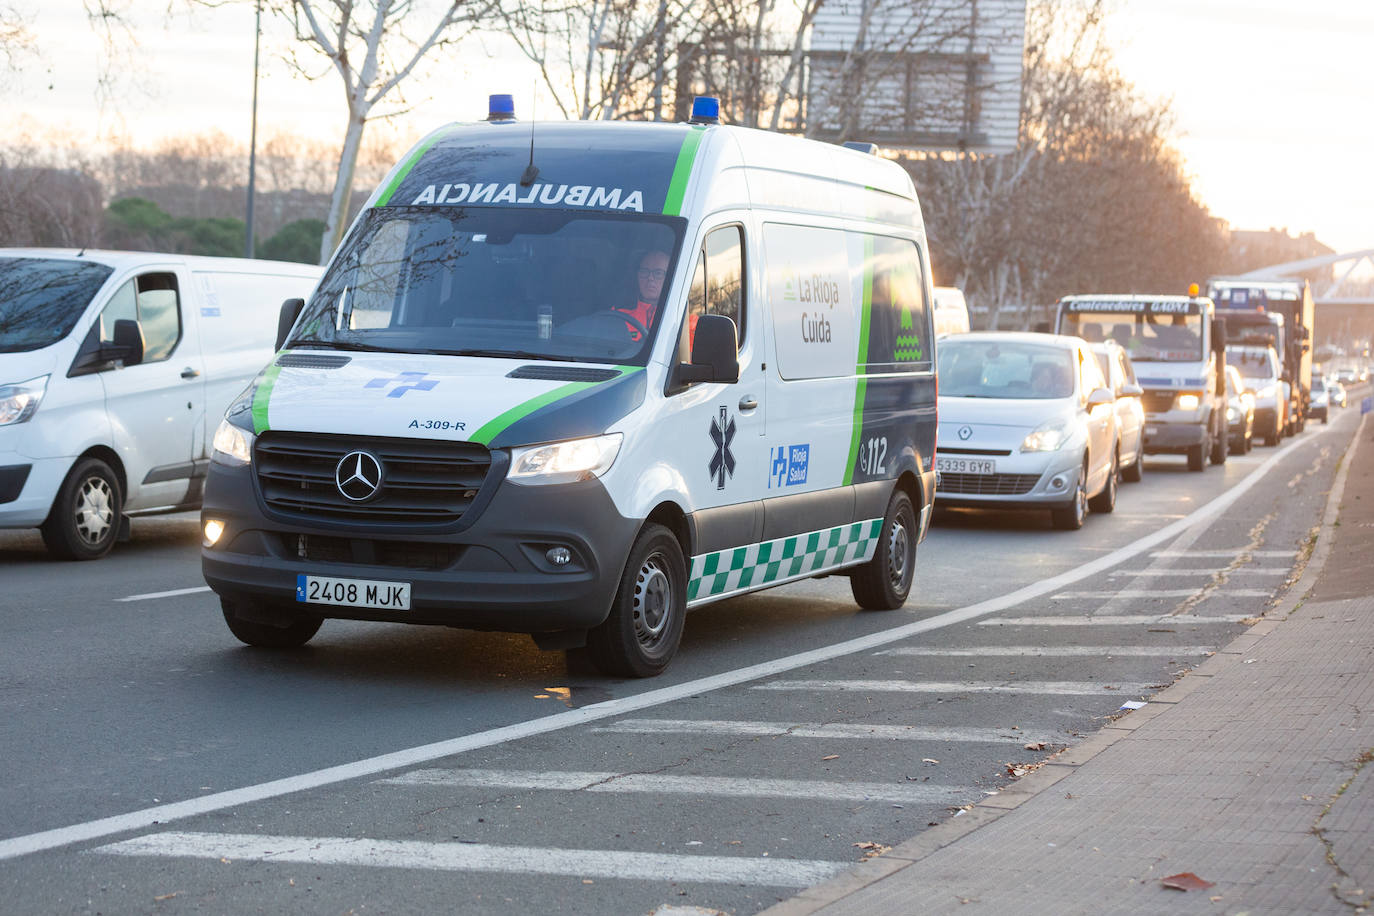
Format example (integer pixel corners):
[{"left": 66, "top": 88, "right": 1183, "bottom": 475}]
[
  {"left": 255, "top": 432, "right": 491, "bottom": 525},
  {"left": 938, "top": 472, "right": 1040, "bottom": 496},
  {"left": 281, "top": 533, "right": 463, "bottom": 570},
  {"left": 938, "top": 447, "right": 1012, "bottom": 456},
  {"left": 1142, "top": 391, "right": 1175, "bottom": 414}
]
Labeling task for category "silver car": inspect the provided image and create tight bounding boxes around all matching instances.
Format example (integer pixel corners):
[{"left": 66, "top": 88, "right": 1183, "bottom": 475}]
[
  {"left": 936, "top": 333, "right": 1119, "bottom": 530},
  {"left": 1088, "top": 341, "right": 1146, "bottom": 482}
]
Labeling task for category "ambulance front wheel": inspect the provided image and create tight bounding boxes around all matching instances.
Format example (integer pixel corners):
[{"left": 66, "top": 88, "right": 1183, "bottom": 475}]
[
  {"left": 221, "top": 595, "right": 322, "bottom": 648},
  {"left": 587, "top": 523, "right": 687, "bottom": 678},
  {"left": 851, "top": 489, "right": 916, "bottom": 611}
]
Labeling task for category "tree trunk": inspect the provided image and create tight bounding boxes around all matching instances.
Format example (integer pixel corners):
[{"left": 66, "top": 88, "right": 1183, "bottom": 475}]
[{"left": 320, "top": 110, "right": 367, "bottom": 265}]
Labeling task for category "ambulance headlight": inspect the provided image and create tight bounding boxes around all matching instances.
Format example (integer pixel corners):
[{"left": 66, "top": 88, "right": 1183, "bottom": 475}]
[
  {"left": 0, "top": 375, "right": 48, "bottom": 426},
  {"left": 211, "top": 419, "right": 255, "bottom": 467},
  {"left": 507, "top": 433, "right": 622, "bottom": 486}
]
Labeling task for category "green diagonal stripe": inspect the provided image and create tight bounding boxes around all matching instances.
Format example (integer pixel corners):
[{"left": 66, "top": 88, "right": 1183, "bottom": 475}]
[
  {"left": 251, "top": 364, "right": 282, "bottom": 435},
  {"left": 374, "top": 129, "right": 453, "bottom": 207},
  {"left": 469, "top": 380, "right": 598, "bottom": 446},
  {"left": 663, "top": 128, "right": 705, "bottom": 216},
  {"left": 843, "top": 234, "right": 877, "bottom": 485}
]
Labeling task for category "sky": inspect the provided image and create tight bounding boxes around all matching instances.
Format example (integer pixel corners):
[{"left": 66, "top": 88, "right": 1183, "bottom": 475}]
[{"left": 2, "top": 0, "right": 1372, "bottom": 255}]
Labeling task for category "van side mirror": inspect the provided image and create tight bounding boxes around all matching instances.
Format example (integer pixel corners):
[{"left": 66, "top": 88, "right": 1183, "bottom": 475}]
[
  {"left": 676, "top": 314, "right": 740, "bottom": 385},
  {"left": 276, "top": 298, "right": 305, "bottom": 351},
  {"left": 111, "top": 318, "right": 144, "bottom": 367}
]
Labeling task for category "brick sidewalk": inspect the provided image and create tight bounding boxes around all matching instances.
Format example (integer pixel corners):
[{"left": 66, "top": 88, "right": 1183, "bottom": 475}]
[{"left": 763, "top": 417, "right": 1373, "bottom": 915}]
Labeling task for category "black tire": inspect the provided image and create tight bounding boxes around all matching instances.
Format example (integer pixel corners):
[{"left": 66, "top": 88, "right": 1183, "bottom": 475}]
[
  {"left": 1186, "top": 443, "right": 1205, "bottom": 471},
  {"left": 1264, "top": 416, "right": 1280, "bottom": 447},
  {"left": 1051, "top": 461, "right": 1089, "bottom": 530},
  {"left": 1210, "top": 424, "right": 1228, "bottom": 465},
  {"left": 1121, "top": 442, "right": 1144, "bottom": 483},
  {"left": 586, "top": 523, "right": 687, "bottom": 678},
  {"left": 1088, "top": 449, "right": 1117, "bottom": 513},
  {"left": 850, "top": 488, "right": 917, "bottom": 610},
  {"left": 40, "top": 457, "right": 123, "bottom": 561},
  {"left": 221, "top": 595, "right": 322, "bottom": 648}
]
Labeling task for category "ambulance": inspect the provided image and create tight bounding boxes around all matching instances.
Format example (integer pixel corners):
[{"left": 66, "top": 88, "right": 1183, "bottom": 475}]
[{"left": 201, "top": 96, "right": 938, "bottom": 677}]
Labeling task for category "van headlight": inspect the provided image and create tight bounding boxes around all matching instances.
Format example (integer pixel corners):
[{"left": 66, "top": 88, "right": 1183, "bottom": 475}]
[
  {"left": 211, "top": 419, "right": 255, "bottom": 467},
  {"left": 1176, "top": 392, "right": 1202, "bottom": 411},
  {"left": 0, "top": 375, "right": 49, "bottom": 426},
  {"left": 1020, "top": 420, "right": 1069, "bottom": 452},
  {"left": 507, "top": 433, "right": 622, "bottom": 486}
]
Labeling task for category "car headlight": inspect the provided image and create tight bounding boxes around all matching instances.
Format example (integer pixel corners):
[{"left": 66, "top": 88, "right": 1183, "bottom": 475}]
[
  {"left": 1241, "top": 392, "right": 1255, "bottom": 409},
  {"left": 1020, "top": 421, "right": 1069, "bottom": 452},
  {"left": 507, "top": 433, "right": 622, "bottom": 486},
  {"left": 1255, "top": 384, "right": 1276, "bottom": 400},
  {"left": 0, "top": 375, "right": 49, "bottom": 426},
  {"left": 1227, "top": 406, "right": 1240, "bottom": 422},
  {"left": 1176, "top": 392, "right": 1202, "bottom": 411},
  {"left": 211, "top": 419, "right": 255, "bottom": 467}
]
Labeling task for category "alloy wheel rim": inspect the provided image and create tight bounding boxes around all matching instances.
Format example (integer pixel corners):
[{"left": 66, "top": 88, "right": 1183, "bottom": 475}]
[
  {"left": 632, "top": 555, "right": 672, "bottom": 647},
  {"left": 74, "top": 476, "right": 114, "bottom": 545}
]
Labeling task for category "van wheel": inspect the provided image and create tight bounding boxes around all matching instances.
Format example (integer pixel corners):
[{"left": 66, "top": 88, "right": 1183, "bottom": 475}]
[
  {"left": 1186, "top": 443, "right": 1205, "bottom": 471},
  {"left": 40, "top": 458, "right": 123, "bottom": 561},
  {"left": 851, "top": 489, "right": 917, "bottom": 610},
  {"left": 1210, "top": 426, "right": 1228, "bottom": 465},
  {"left": 1051, "top": 462, "right": 1089, "bottom": 530},
  {"left": 1088, "top": 450, "right": 1118, "bottom": 513},
  {"left": 587, "top": 523, "right": 686, "bottom": 677},
  {"left": 221, "top": 595, "right": 322, "bottom": 648}
]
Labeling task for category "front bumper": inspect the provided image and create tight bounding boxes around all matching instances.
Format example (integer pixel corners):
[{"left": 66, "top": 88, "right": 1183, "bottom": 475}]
[
  {"left": 1142, "top": 418, "right": 1207, "bottom": 453},
  {"left": 935, "top": 449, "right": 1083, "bottom": 510},
  {"left": 0, "top": 452, "right": 70, "bottom": 527},
  {"left": 201, "top": 459, "right": 639, "bottom": 634}
]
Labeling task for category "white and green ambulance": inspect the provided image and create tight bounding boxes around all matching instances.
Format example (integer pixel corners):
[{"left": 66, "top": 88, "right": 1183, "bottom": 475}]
[{"left": 202, "top": 97, "right": 938, "bottom": 676}]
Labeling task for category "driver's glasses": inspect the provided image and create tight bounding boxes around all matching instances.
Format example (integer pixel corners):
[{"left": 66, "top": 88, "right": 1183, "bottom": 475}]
[{"left": 638, "top": 268, "right": 667, "bottom": 281}]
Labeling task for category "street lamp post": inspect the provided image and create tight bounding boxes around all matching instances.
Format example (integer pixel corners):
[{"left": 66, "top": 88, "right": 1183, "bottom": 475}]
[{"left": 244, "top": 0, "right": 262, "bottom": 259}]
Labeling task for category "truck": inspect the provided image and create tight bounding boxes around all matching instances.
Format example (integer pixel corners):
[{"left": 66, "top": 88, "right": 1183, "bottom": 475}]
[
  {"left": 1055, "top": 291, "right": 1228, "bottom": 472},
  {"left": 1207, "top": 277, "right": 1314, "bottom": 435}
]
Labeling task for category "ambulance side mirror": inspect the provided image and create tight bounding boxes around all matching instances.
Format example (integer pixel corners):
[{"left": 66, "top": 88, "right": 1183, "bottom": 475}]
[
  {"left": 677, "top": 314, "right": 740, "bottom": 385},
  {"left": 276, "top": 298, "right": 305, "bottom": 351}
]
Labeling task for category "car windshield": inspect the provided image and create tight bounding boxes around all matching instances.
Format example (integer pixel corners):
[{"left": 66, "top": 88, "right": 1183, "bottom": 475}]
[
  {"left": 0, "top": 257, "right": 114, "bottom": 353},
  {"left": 1228, "top": 348, "right": 1276, "bottom": 378},
  {"left": 938, "top": 339, "right": 1076, "bottom": 399},
  {"left": 290, "top": 207, "right": 684, "bottom": 364},
  {"left": 1061, "top": 308, "right": 1204, "bottom": 362}
]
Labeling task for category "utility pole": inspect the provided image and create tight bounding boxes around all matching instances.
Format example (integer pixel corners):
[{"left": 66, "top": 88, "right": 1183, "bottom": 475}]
[{"left": 244, "top": 0, "right": 262, "bottom": 259}]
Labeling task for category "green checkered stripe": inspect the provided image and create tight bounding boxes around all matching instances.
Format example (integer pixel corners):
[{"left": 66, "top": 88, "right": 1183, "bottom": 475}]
[{"left": 687, "top": 518, "right": 884, "bottom": 604}]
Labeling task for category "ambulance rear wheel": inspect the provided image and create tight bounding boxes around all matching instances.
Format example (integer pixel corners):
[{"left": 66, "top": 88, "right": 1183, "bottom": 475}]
[
  {"left": 851, "top": 489, "right": 916, "bottom": 610},
  {"left": 221, "top": 596, "right": 322, "bottom": 648},
  {"left": 587, "top": 523, "right": 686, "bottom": 678}
]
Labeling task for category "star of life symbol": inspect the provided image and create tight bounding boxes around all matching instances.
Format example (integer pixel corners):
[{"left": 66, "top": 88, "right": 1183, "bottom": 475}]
[
  {"left": 336, "top": 450, "right": 384, "bottom": 502},
  {"left": 365, "top": 371, "right": 438, "bottom": 398},
  {"left": 709, "top": 406, "right": 736, "bottom": 490}
]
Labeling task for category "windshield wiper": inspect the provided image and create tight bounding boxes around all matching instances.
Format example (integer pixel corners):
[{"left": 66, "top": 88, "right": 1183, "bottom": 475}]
[
  {"left": 443, "top": 348, "right": 558, "bottom": 361},
  {"left": 288, "top": 339, "right": 395, "bottom": 353}
]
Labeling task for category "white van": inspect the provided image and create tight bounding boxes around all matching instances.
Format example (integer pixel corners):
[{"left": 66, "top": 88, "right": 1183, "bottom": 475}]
[
  {"left": 200, "top": 97, "right": 939, "bottom": 677},
  {"left": 0, "top": 250, "right": 322, "bottom": 558},
  {"left": 933, "top": 286, "right": 970, "bottom": 337}
]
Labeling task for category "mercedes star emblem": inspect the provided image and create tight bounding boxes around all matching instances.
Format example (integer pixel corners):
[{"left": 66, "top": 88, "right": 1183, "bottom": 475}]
[
  {"left": 335, "top": 450, "right": 384, "bottom": 502},
  {"left": 957, "top": 425, "right": 973, "bottom": 441}
]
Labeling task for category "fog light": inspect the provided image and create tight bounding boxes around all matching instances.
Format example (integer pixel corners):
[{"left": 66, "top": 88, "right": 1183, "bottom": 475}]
[
  {"left": 1049, "top": 474, "right": 1067, "bottom": 491},
  {"left": 203, "top": 519, "right": 225, "bottom": 547},
  {"left": 546, "top": 546, "right": 572, "bottom": 566}
]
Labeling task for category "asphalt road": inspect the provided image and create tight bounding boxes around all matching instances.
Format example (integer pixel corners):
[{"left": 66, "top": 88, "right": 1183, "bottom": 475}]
[{"left": 0, "top": 401, "right": 1361, "bottom": 915}]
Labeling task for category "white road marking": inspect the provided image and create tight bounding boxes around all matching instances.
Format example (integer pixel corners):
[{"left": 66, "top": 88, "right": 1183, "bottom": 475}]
[
  {"left": 752, "top": 680, "right": 1150, "bottom": 696},
  {"left": 589, "top": 718, "right": 1048, "bottom": 743},
  {"left": 1149, "top": 550, "right": 1297, "bottom": 558},
  {"left": 1108, "top": 568, "right": 1289, "bottom": 576},
  {"left": 1052, "top": 589, "right": 1271, "bottom": 599},
  {"left": 95, "top": 831, "right": 845, "bottom": 887},
  {"left": 115, "top": 586, "right": 213, "bottom": 602},
  {"left": 377, "top": 768, "right": 965, "bottom": 804},
  {"left": 980, "top": 615, "right": 1253, "bottom": 626},
  {"left": 876, "top": 646, "right": 1213, "bottom": 657},
  {"left": 0, "top": 432, "right": 1320, "bottom": 862}
]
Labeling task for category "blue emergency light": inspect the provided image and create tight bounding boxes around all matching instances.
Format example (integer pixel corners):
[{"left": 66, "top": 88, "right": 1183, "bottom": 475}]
[
  {"left": 487, "top": 94, "right": 516, "bottom": 121},
  {"left": 690, "top": 96, "right": 720, "bottom": 125}
]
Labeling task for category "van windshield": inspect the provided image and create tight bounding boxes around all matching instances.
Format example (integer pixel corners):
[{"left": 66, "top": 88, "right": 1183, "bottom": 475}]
[
  {"left": 1228, "top": 347, "right": 1277, "bottom": 379},
  {"left": 1060, "top": 309, "right": 1204, "bottom": 363},
  {"left": 0, "top": 257, "right": 114, "bottom": 353},
  {"left": 290, "top": 207, "right": 684, "bottom": 365}
]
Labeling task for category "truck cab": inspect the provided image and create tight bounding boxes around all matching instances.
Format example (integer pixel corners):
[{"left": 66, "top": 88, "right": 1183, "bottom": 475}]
[
  {"left": 1055, "top": 293, "right": 1228, "bottom": 472},
  {"left": 1208, "top": 277, "right": 1314, "bottom": 436}
]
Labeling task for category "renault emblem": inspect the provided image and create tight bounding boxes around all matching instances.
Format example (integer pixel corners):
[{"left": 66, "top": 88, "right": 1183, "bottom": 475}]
[
  {"left": 957, "top": 425, "right": 973, "bottom": 441},
  {"left": 336, "top": 450, "right": 384, "bottom": 502}
]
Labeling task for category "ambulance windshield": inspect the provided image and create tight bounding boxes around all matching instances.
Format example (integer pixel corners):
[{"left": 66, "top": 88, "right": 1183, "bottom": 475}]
[
  {"left": 290, "top": 207, "right": 684, "bottom": 365},
  {"left": 0, "top": 257, "right": 114, "bottom": 353}
]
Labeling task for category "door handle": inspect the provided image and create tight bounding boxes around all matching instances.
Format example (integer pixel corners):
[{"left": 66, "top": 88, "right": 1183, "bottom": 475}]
[
  {"left": 738, "top": 395, "right": 759, "bottom": 411},
  {"left": 180, "top": 367, "right": 201, "bottom": 379}
]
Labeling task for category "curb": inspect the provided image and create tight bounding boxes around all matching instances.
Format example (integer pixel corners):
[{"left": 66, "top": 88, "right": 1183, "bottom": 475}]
[{"left": 757, "top": 414, "right": 1367, "bottom": 916}]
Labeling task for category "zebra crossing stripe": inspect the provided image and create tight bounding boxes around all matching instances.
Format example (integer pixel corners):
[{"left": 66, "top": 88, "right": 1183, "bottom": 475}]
[
  {"left": 753, "top": 680, "right": 1152, "bottom": 696},
  {"left": 687, "top": 518, "right": 883, "bottom": 604},
  {"left": 95, "top": 831, "right": 847, "bottom": 887},
  {"left": 588, "top": 718, "right": 1050, "bottom": 744}
]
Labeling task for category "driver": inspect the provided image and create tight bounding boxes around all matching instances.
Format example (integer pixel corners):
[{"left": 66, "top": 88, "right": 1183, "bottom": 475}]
[{"left": 615, "top": 250, "right": 669, "bottom": 342}]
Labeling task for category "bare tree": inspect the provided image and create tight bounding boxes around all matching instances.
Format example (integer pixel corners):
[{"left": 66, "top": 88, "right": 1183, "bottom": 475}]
[{"left": 0, "top": 3, "right": 35, "bottom": 83}]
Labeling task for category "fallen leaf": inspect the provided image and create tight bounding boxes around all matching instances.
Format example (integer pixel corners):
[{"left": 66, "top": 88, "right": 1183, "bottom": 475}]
[
  {"left": 1024, "top": 741, "right": 1046, "bottom": 751},
  {"left": 922, "top": 758, "right": 940, "bottom": 764},
  {"left": 1161, "top": 872, "right": 1215, "bottom": 892},
  {"left": 821, "top": 755, "right": 839, "bottom": 761},
  {"left": 153, "top": 893, "right": 178, "bottom": 902},
  {"left": 853, "top": 841, "right": 891, "bottom": 859}
]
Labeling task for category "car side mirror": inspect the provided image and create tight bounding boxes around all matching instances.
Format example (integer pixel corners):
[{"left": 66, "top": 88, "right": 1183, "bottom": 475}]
[
  {"left": 676, "top": 314, "right": 740, "bottom": 385},
  {"left": 1119, "top": 383, "right": 1143, "bottom": 398},
  {"left": 276, "top": 298, "right": 305, "bottom": 351},
  {"left": 111, "top": 318, "right": 144, "bottom": 367},
  {"left": 1086, "top": 387, "right": 1114, "bottom": 409}
]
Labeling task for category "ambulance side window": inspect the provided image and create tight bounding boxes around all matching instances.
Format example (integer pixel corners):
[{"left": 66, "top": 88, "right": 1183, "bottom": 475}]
[{"left": 677, "top": 225, "right": 746, "bottom": 364}]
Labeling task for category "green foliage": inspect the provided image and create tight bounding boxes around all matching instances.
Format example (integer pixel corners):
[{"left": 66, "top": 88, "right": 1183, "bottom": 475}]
[
  {"left": 257, "top": 219, "right": 327, "bottom": 264},
  {"left": 103, "top": 196, "right": 246, "bottom": 257}
]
